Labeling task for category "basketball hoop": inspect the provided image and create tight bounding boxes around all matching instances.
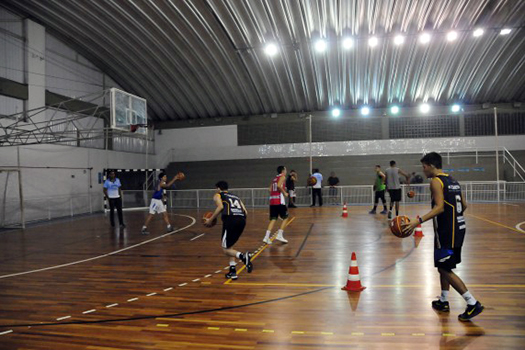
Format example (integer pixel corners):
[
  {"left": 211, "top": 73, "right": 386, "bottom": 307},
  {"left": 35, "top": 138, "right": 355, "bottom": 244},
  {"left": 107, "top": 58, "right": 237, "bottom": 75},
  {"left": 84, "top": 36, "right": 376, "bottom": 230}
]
[{"left": 130, "top": 124, "right": 146, "bottom": 133}]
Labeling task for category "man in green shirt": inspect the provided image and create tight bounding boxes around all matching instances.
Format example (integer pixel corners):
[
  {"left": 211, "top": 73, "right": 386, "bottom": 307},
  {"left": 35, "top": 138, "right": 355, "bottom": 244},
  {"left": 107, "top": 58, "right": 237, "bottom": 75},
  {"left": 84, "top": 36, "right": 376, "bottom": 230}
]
[{"left": 369, "top": 165, "right": 388, "bottom": 214}]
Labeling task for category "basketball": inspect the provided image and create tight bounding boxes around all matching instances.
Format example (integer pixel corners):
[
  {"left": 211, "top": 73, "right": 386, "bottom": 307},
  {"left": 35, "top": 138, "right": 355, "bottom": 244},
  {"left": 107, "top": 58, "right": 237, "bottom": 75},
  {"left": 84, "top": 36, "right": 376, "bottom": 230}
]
[
  {"left": 202, "top": 211, "right": 217, "bottom": 227},
  {"left": 390, "top": 215, "right": 412, "bottom": 238},
  {"left": 307, "top": 176, "right": 317, "bottom": 186},
  {"left": 177, "top": 171, "right": 186, "bottom": 180},
  {"left": 407, "top": 190, "right": 415, "bottom": 198}
]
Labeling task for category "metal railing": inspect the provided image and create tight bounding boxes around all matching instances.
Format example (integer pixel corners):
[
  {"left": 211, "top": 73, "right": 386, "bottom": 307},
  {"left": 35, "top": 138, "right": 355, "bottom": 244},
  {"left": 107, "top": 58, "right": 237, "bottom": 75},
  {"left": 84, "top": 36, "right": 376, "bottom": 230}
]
[
  {"left": 158, "top": 181, "right": 525, "bottom": 209},
  {"left": 502, "top": 147, "right": 525, "bottom": 182}
]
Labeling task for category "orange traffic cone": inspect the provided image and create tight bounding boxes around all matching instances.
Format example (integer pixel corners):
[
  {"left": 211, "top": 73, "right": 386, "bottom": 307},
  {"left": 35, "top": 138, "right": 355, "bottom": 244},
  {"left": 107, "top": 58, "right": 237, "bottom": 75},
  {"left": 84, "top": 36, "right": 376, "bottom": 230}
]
[
  {"left": 342, "top": 252, "right": 366, "bottom": 292},
  {"left": 342, "top": 203, "right": 348, "bottom": 218},
  {"left": 414, "top": 216, "right": 424, "bottom": 237}
]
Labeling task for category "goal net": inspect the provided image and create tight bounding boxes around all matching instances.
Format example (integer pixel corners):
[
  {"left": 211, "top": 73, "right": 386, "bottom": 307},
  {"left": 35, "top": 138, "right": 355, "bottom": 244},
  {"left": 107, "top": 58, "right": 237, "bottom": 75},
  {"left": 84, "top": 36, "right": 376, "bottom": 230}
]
[{"left": 0, "top": 169, "right": 24, "bottom": 229}]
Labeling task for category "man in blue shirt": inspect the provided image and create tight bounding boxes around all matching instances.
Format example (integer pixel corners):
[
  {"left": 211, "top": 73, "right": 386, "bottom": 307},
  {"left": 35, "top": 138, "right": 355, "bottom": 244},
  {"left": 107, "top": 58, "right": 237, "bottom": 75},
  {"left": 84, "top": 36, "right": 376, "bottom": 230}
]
[
  {"left": 141, "top": 172, "right": 183, "bottom": 235},
  {"left": 103, "top": 170, "right": 124, "bottom": 228}
]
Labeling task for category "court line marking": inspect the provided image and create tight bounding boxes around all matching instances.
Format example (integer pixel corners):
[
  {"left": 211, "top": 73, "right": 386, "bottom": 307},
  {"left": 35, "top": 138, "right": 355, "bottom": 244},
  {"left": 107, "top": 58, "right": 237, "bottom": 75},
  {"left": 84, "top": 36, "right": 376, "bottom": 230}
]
[
  {"left": 146, "top": 292, "right": 157, "bottom": 297},
  {"left": 127, "top": 298, "right": 138, "bottom": 302},
  {"left": 224, "top": 216, "right": 296, "bottom": 284},
  {"left": 226, "top": 282, "right": 525, "bottom": 288},
  {"left": 82, "top": 309, "right": 96, "bottom": 314},
  {"left": 0, "top": 214, "right": 197, "bottom": 279},
  {"left": 163, "top": 287, "right": 173, "bottom": 291},
  {"left": 468, "top": 213, "right": 524, "bottom": 234},
  {"left": 294, "top": 223, "right": 314, "bottom": 258},
  {"left": 56, "top": 316, "right": 71, "bottom": 321},
  {"left": 105, "top": 303, "right": 118, "bottom": 308},
  {"left": 0, "top": 330, "right": 13, "bottom": 336},
  {"left": 516, "top": 221, "right": 525, "bottom": 233},
  {"left": 190, "top": 233, "right": 205, "bottom": 241}
]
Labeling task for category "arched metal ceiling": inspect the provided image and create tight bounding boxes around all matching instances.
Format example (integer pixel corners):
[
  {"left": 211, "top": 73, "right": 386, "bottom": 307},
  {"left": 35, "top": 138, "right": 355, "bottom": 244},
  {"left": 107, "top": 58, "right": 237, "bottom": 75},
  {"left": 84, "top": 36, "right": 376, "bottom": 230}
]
[{"left": 3, "top": 0, "right": 525, "bottom": 123}]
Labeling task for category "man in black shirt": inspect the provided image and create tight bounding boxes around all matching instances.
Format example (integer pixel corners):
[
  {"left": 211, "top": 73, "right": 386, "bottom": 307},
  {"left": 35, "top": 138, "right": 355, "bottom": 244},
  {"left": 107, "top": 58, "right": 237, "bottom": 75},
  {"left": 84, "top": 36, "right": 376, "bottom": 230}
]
[
  {"left": 286, "top": 170, "right": 298, "bottom": 208},
  {"left": 328, "top": 172, "right": 340, "bottom": 205}
]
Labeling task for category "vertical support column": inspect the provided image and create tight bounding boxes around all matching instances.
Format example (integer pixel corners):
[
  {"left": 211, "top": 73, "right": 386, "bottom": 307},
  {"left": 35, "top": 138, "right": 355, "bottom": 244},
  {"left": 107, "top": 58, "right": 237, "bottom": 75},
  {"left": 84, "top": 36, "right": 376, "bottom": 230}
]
[
  {"left": 381, "top": 116, "right": 389, "bottom": 139},
  {"left": 459, "top": 113, "right": 465, "bottom": 136},
  {"left": 308, "top": 115, "right": 313, "bottom": 175},
  {"left": 494, "top": 107, "right": 500, "bottom": 202},
  {"left": 24, "top": 19, "right": 46, "bottom": 118}
]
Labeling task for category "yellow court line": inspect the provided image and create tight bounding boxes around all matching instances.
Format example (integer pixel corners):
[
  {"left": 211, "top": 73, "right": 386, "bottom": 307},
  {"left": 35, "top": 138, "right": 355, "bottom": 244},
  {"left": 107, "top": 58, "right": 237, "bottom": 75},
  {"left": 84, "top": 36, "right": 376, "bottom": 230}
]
[
  {"left": 468, "top": 213, "right": 524, "bottom": 234},
  {"left": 224, "top": 217, "right": 296, "bottom": 284},
  {"left": 155, "top": 318, "right": 266, "bottom": 326},
  {"left": 226, "top": 282, "right": 525, "bottom": 288}
]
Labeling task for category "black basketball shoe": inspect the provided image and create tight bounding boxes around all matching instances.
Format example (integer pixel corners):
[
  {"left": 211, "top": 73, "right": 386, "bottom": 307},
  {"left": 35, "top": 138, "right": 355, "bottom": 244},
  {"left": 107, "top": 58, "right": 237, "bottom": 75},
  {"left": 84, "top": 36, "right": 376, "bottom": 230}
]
[
  {"left": 225, "top": 266, "right": 238, "bottom": 280},
  {"left": 458, "top": 301, "right": 484, "bottom": 321},
  {"left": 432, "top": 299, "right": 450, "bottom": 312}
]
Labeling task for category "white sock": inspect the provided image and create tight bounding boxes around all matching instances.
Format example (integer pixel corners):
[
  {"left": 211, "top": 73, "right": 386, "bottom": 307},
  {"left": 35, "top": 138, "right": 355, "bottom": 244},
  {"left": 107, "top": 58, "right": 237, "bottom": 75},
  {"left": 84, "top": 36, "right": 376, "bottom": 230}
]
[
  {"left": 440, "top": 290, "right": 449, "bottom": 302},
  {"left": 142, "top": 225, "right": 147, "bottom": 229},
  {"left": 462, "top": 291, "right": 477, "bottom": 306},
  {"left": 229, "top": 260, "right": 236, "bottom": 266},
  {"left": 264, "top": 230, "right": 271, "bottom": 239},
  {"left": 235, "top": 252, "right": 242, "bottom": 259},
  {"left": 277, "top": 229, "right": 284, "bottom": 236}
]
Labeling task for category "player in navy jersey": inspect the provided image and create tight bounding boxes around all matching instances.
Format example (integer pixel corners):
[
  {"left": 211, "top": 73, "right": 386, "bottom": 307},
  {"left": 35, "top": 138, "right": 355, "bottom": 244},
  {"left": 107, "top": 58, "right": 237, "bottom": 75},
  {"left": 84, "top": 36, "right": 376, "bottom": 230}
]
[
  {"left": 141, "top": 172, "right": 182, "bottom": 235},
  {"left": 204, "top": 181, "right": 252, "bottom": 280},
  {"left": 403, "top": 152, "right": 483, "bottom": 321}
]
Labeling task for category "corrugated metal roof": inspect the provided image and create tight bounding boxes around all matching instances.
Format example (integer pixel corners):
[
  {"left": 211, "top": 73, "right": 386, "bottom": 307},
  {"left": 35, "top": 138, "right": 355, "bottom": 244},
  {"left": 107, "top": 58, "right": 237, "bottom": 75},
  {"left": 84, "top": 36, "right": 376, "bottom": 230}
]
[{"left": 3, "top": 0, "right": 524, "bottom": 122}]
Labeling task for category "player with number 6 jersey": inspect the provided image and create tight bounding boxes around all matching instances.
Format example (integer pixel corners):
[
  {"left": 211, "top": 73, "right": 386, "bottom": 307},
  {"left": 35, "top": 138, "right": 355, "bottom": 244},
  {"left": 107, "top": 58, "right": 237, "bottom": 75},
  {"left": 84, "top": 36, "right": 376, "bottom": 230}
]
[
  {"left": 204, "top": 181, "right": 252, "bottom": 280},
  {"left": 401, "top": 152, "right": 483, "bottom": 322}
]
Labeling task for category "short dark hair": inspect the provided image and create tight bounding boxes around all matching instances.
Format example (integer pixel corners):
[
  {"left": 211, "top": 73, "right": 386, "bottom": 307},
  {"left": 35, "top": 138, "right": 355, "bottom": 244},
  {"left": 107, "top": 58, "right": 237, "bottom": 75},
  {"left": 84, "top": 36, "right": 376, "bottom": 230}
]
[
  {"left": 390, "top": 161, "right": 396, "bottom": 166},
  {"left": 375, "top": 165, "right": 381, "bottom": 168},
  {"left": 215, "top": 181, "right": 228, "bottom": 190},
  {"left": 290, "top": 169, "right": 296, "bottom": 173},
  {"left": 277, "top": 166, "right": 285, "bottom": 174},
  {"left": 313, "top": 168, "right": 319, "bottom": 173},
  {"left": 108, "top": 169, "right": 116, "bottom": 175},
  {"left": 158, "top": 172, "right": 166, "bottom": 180},
  {"left": 420, "top": 152, "right": 442, "bottom": 169}
]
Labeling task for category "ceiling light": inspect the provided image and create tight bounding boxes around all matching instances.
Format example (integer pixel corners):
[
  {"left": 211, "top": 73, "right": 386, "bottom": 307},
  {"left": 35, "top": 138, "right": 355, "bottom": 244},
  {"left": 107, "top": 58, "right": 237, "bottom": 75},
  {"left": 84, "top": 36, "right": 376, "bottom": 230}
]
[
  {"left": 500, "top": 28, "right": 511, "bottom": 35},
  {"left": 419, "top": 33, "right": 431, "bottom": 44},
  {"left": 331, "top": 108, "right": 341, "bottom": 117},
  {"left": 342, "top": 38, "right": 353, "bottom": 49},
  {"left": 394, "top": 35, "right": 405, "bottom": 45},
  {"left": 420, "top": 103, "right": 430, "bottom": 113},
  {"left": 447, "top": 31, "right": 458, "bottom": 41},
  {"left": 361, "top": 106, "right": 370, "bottom": 116},
  {"left": 368, "top": 37, "right": 378, "bottom": 47},
  {"left": 473, "top": 28, "right": 484, "bottom": 37},
  {"left": 264, "top": 43, "right": 278, "bottom": 56},
  {"left": 390, "top": 105, "right": 400, "bottom": 114},
  {"left": 451, "top": 104, "right": 461, "bottom": 113},
  {"left": 314, "top": 39, "right": 327, "bottom": 52}
]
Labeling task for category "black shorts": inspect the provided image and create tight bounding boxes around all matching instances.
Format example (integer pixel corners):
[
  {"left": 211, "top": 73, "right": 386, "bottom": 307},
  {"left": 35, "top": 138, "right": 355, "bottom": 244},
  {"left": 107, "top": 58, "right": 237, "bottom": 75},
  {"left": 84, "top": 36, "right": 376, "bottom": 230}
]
[
  {"left": 269, "top": 205, "right": 289, "bottom": 220},
  {"left": 221, "top": 217, "right": 246, "bottom": 249},
  {"left": 434, "top": 247, "right": 462, "bottom": 271},
  {"left": 388, "top": 189, "right": 402, "bottom": 202}
]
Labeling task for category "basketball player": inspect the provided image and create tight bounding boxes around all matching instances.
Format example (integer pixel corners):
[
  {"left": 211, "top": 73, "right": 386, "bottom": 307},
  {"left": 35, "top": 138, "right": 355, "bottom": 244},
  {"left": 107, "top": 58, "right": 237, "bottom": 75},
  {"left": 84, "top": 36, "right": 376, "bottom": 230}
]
[
  {"left": 385, "top": 160, "right": 410, "bottom": 219},
  {"left": 286, "top": 170, "right": 298, "bottom": 208},
  {"left": 141, "top": 172, "right": 182, "bottom": 235},
  {"left": 402, "top": 152, "right": 484, "bottom": 321},
  {"left": 263, "top": 166, "right": 290, "bottom": 244},
  {"left": 204, "top": 181, "right": 252, "bottom": 280},
  {"left": 103, "top": 170, "right": 125, "bottom": 227},
  {"left": 310, "top": 168, "right": 323, "bottom": 207},
  {"left": 369, "top": 165, "right": 388, "bottom": 214}
]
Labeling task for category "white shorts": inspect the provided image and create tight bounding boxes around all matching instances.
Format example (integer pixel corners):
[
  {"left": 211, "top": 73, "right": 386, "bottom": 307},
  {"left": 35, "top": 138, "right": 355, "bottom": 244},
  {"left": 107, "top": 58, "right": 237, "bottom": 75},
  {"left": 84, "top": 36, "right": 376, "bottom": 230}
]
[
  {"left": 149, "top": 198, "right": 166, "bottom": 214},
  {"left": 289, "top": 190, "right": 296, "bottom": 198}
]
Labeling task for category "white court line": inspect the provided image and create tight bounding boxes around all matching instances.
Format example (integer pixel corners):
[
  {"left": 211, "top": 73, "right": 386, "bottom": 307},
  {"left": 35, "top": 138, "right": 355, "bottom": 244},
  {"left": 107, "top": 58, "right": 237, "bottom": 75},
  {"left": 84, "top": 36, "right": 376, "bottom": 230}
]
[
  {"left": 56, "top": 316, "right": 71, "bottom": 321},
  {"left": 190, "top": 233, "right": 205, "bottom": 241},
  {"left": 503, "top": 203, "right": 519, "bottom": 207},
  {"left": 0, "top": 214, "right": 196, "bottom": 279},
  {"left": 146, "top": 292, "right": 157, "bottom": 297},
  {"left": 127, "top": 298, "right": 139, "bottom": 302},
  {"left": 215, "top": 270, "right": 222, "bottom": 274},
  {"left": 105, "top": 303, "right": 118, "bottom": 308},
  {"left": 164, "top": 287, "right": 173, "bottom": 291},
  {"left": 204, "top": 274, "right": 212, "bottom": 278},
  {"left": 82, "top": 309, "right": 96, "bottom": 314},
  {"left": 192, "top": 279, "right": 200, "bottom": 282},
  {"left": 516, "top": 221, "right": 525, "bottom": 233},
  {"left": 178, "top": 283, "right": 187, "bottom": 287},
  {"left": 0, "top": 330, "right": 13, "bottom": 336}
]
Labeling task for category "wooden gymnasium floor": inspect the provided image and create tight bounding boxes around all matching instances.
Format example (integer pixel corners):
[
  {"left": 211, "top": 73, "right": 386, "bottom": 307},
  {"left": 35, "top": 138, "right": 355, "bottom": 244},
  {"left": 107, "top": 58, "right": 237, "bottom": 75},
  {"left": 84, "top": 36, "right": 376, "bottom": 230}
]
[{"left": 0, "top": 203, "right": 524, "bottom": 350}]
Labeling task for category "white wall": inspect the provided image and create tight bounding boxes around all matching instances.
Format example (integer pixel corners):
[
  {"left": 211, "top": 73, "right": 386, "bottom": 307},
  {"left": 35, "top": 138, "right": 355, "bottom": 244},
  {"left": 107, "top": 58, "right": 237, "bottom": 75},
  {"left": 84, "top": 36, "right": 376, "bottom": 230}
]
[{"left": 156, "top": 124, "right": 525, "bottom": 164}]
